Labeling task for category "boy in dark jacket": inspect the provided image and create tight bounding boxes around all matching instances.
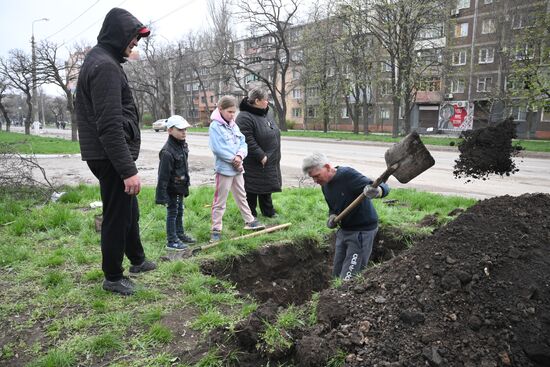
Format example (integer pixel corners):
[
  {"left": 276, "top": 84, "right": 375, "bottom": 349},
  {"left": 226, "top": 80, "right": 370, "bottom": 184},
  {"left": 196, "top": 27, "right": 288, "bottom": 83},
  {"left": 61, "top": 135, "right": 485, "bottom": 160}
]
[{"left": 156, "top": 115, "right": 196, "bottom": 251}]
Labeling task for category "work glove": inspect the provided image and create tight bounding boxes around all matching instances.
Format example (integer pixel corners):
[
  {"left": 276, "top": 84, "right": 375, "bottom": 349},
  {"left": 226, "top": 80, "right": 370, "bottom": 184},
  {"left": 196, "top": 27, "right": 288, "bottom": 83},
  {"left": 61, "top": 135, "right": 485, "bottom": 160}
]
[
  {"left": 327, "top": 214, "right": 338, "bottom": 229},
  {"left": 363, "top": 185, "right": 382, "bottom": 199}
]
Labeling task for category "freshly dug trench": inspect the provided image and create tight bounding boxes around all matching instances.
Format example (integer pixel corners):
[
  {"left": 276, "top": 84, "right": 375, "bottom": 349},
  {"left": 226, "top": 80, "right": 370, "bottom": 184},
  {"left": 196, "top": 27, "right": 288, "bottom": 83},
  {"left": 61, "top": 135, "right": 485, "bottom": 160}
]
[
  {"left": 200, "top": 238, "right": 332, "bottom": 306},
  {"left": 454, "top": 117, "right": 522, "bottom": 182}
]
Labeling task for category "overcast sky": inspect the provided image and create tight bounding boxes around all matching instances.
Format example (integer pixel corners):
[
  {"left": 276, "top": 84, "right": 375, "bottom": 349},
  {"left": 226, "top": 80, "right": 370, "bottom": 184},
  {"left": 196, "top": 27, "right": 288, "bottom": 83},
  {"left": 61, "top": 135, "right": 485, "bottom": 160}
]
[{"left": 0, "top": 0, "right": 213, "bottom": 58}]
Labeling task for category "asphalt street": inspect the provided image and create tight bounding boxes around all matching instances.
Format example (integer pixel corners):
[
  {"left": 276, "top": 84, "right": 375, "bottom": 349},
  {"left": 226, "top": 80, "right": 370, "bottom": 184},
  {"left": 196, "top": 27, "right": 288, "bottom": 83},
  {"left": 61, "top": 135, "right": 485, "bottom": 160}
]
[{"left": 15, "top": 127, "right": 550, "bottom": 199}]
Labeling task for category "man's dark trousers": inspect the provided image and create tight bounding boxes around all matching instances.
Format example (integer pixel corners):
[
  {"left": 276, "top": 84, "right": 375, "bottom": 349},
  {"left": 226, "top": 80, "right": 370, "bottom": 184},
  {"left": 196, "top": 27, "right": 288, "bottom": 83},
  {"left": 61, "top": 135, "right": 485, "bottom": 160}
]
[{"left": 88, "top": 160, "right": 145, "bottom": 281}]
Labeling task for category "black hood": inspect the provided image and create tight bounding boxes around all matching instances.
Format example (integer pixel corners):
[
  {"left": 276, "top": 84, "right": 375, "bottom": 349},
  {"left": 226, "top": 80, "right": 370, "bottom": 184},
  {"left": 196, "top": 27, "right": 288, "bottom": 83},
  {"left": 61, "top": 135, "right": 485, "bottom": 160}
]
[
  {"left": 97, "top": 8, "right": 147, "bottom": 61},
  {"left": 239, "top": 97, "right": 269, "bottom": 117}
]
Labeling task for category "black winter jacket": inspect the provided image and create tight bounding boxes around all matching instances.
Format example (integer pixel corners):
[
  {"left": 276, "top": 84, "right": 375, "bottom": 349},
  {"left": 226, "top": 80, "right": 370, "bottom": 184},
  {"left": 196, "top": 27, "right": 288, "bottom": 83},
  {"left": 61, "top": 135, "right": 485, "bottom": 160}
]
[
  {"left": 236, "top": 97, "right": 282, "bottom": 194},
  {"left": 75, "top": 8, "right": 145, "bottom": 179},
  {"left": 155, "top": 136, "right": 190, "bottom": 204}
]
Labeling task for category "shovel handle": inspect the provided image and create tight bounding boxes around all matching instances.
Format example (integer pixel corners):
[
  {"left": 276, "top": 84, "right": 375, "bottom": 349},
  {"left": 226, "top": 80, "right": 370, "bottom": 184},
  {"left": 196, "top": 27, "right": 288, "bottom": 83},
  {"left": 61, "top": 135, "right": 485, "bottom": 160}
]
[{"left": 334, "top": 163, "right": 399, "bottom": 224}]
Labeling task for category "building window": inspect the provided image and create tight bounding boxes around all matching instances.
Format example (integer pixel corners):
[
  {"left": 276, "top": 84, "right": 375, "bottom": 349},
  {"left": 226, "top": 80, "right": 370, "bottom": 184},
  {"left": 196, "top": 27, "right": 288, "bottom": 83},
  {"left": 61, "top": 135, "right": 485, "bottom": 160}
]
[
  {"left": 292, "top": 70, "right": 300, "bottom": 80},
  {"left": 505, "top": 76, "right": 519, "bottom": 91},
  {"left": 455, "top": 23, "right": 468, "bottom": 38},
  {"left": 512, "top": 14, "right": 534, "bottom": 29},
  {"left": 418, "top": 77, "right": 441, "bottom": 92},
  {"left": 292, "top": 89, "right": 302, "bottom": 99},
  {"left": 541, "top": 105, "right": 550, "bottom": 122},
  {"left": 306, "top": 87, "right": 319, "bottom": 98},
  {"left": 292, "top": 108, "right": 302, "bottom": 118},
  {"left": 452, "top": 50, "right": 467, "bottom": 65},
  {"left": 481, "top": 19, "right": 495, "bottom": 34},
  {"left": 307, "top": 107, "right": 316, "bottom": 118},
  {"left": 381, "top": 61, "right": 392, "bottom": 72},
  {"left": 245, "top": 73, "right": 260, "bottom": 83},
  {"left": 419, "top": 24, "right": 444, "bottom": 39},
  {"left": 510, "top": 106, "right": 527, "bottom": 121},
  {"left": 201, "top": 96, "right": 206, "bottom": 103},
  {"left": 484, "top": 0, "right": 493, "bottom": 3},
  {"left": 380, "top": 81, "right": 392, "bottom": 96},
  {"left": 457, "top": 0, "right": 470, "bottom": 9},
  {"left": 450, "top": 79, "right": 465, "bottom": 93},
  {"left": 515, "top": 43, "right": 535, "bottom": 60},
  {"left": 477, "top": 76, "right": 492, "bottom": 92},
  {"left": 379, "top": 108, "right": 390, "bottom": 120},
  {"left": 479, "top": 48, "right": 494, "bottom": 63}
]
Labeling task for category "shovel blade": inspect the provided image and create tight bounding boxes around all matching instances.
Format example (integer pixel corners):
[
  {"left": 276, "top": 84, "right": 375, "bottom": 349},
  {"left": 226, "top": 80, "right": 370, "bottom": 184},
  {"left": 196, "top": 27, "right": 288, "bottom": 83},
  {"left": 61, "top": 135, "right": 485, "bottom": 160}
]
[{"left": 384, "top": 131, "right": 435, "bottom": 183}]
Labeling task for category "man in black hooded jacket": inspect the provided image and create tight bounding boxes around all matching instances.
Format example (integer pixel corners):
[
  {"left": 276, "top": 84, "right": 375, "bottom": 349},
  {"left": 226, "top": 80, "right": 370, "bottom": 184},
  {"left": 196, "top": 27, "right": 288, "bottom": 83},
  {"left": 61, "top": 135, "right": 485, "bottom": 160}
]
[{"left": 76, "top": 8, "right": 156, "bottom": 295}]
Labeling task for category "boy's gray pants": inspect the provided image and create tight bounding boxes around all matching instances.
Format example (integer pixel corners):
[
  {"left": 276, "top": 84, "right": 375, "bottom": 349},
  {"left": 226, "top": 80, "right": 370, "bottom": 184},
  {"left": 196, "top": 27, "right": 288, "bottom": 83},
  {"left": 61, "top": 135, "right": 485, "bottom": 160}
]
[{"left": 333, "top": 228, "right": 378, "bottom": 280}]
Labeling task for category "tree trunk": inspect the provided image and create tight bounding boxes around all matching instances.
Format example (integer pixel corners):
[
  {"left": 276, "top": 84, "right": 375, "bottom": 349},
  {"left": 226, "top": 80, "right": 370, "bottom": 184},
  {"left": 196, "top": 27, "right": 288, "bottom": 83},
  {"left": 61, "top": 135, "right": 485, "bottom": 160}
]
[
  {"left": 25, "top": 94, "right": 33, "bottom": 135},
  {"left": 392, "top": 96, "right": 400, "bottom": 138},
  {"left": 0, "top": 102, "right": 11, "bottom": 132}
]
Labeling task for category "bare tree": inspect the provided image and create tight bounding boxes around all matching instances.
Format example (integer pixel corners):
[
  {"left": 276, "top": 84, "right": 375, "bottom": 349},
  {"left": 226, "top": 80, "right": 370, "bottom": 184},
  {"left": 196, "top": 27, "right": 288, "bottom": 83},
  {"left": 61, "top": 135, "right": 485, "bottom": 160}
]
[
  {"left": 0, "top": 50, "right": 34, "bottom": 135},
  {"left": 36, "top": 41, "right": 86, "bottom": 141},
  {"left": 125, "top": 36, "right": 180, "bottom": 121},
  {"left": 348, "top": 0, "right": 446, "bottom": 137},
  {"left": 300, "top": 2, "right": 342, "bottom": 132},
  {"left": 337, "top": 2, "right": 379, "bottom": 134},
  {"left": 180, "top": 31, "right": 216, "bottom": 121},
  {"left": 224, "top": 0, "right": 301, "bottom": 131}
]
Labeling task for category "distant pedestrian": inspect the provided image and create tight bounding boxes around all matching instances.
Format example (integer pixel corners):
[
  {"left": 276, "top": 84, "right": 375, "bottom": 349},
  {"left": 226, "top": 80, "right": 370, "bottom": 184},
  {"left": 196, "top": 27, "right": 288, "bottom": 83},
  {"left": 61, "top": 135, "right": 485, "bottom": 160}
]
[
  {"left": 236, "top": 87, "right": 281, "bottom": 218},
  {"left": 75, "top": 8, "right": 156, "bottom": 296},
  {"left": 33, "top": 120, "right": 40, "bottom": 135},
  {"left": 155, "top": 115, "right": 196, "bottom": 251},
  {"left": 208, "top": 95, "right": 265, "bottom": 242}
]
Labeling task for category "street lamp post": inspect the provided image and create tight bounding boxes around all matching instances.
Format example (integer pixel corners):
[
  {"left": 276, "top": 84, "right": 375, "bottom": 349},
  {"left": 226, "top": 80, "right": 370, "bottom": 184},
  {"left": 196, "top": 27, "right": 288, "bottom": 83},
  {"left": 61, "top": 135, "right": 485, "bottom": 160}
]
[{"left": 31, "top": 17, "right": 49, "bottom": 124}]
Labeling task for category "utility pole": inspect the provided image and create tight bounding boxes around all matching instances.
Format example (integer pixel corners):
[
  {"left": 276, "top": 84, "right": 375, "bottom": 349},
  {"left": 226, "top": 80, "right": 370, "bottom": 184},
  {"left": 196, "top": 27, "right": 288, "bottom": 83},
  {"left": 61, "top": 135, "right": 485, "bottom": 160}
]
[
  {"left": 31, "top": 17, "right": 49, "bottom": 124},
  {"left": 169, "top": 58, "right": 175, "bottom": 116}
]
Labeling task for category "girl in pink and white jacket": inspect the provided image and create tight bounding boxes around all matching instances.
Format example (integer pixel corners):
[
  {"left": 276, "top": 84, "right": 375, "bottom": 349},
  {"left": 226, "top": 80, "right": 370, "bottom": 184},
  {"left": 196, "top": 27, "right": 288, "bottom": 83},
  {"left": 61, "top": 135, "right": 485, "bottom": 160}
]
[{"left": 208, "top": 95, "right": 265, "bottom": 242}]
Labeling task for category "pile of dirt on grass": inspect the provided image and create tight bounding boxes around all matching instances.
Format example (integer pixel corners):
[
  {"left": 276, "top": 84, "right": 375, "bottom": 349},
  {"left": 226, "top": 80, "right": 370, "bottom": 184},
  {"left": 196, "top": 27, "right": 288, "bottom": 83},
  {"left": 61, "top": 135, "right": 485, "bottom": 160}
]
[
  {"left": 295, "top": 193, "right": 550, "bottom": 367},
  {"left": 196, "top": 194, "right": 549, "bottom": 366},
  {"left": 454, "top": 118, "right": 522, "bottom": 182}
]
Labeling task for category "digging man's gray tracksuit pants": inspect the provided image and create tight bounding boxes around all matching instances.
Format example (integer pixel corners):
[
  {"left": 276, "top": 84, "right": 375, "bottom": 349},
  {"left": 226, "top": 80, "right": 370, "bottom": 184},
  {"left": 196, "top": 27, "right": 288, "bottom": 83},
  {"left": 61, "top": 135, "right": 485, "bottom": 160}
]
[{"left": 333, "top": 228, "right": 378, "bottom": 280}]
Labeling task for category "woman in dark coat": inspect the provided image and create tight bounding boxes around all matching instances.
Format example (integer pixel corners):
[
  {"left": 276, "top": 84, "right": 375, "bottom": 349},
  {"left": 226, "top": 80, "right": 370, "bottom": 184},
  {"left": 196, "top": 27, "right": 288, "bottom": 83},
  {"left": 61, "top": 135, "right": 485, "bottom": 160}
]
[{"left": 236, "top": 88, "right": 282, "bottom": 218}]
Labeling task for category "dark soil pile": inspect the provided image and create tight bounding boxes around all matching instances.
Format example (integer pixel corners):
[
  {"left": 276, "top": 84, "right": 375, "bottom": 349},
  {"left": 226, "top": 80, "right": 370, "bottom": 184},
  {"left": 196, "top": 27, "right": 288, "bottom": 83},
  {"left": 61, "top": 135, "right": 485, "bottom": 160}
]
[
  {"left": 296, "top": 193, "right": 550, "bottom": 367},
  {"left": 199, "top": 194, "right": 549, "bottom": 366},
  {"left": 454, "top": 118, "right": 522, "bottom": 182}
]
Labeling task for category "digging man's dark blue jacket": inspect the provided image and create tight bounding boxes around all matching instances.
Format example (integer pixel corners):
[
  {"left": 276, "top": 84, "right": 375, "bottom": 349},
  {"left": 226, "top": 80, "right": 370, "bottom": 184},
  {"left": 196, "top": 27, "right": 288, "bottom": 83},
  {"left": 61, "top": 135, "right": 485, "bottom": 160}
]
[{"left": 322, "top": 166, "right": 390, "bottom": 231}]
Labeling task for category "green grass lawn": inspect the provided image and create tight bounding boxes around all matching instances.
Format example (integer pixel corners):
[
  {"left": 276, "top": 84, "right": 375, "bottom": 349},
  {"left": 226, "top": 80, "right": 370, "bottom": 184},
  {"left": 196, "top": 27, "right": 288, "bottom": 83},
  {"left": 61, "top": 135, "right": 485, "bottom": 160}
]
[
  {"left": 0, "top": 131, "right": 81, "bottom": 154},
  {"left": 0, "top": 184, "right": 475, "bottom": 366}
]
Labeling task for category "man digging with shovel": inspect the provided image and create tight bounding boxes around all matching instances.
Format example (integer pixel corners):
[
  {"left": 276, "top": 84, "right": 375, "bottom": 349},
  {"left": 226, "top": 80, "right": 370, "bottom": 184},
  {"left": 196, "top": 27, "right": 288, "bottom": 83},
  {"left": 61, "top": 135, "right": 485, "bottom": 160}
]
[{"left": 303, "top": 153, "right": 390, "bottom": 281}]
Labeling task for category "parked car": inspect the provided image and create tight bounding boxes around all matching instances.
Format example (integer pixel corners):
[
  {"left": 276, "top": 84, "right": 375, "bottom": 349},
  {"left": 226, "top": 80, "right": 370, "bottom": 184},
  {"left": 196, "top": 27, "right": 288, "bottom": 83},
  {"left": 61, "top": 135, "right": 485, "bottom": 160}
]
[{"left": 152, "top": 119, "right": 167, "bottom": 132}]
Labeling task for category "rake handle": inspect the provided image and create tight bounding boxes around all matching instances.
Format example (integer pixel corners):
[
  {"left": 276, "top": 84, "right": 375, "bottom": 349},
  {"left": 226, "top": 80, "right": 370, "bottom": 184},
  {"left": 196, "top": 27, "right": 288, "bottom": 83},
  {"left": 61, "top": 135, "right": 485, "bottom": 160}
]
[{"left": 190, "top": 223, "right": 292, "bottom": 256}]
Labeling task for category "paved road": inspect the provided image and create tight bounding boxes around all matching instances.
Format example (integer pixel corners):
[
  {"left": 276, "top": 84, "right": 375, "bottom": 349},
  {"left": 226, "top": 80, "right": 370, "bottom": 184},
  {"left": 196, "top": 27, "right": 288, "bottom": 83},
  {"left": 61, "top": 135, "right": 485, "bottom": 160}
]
[{"left": 17, "top": 127, "right": 550, "bottom": 199}]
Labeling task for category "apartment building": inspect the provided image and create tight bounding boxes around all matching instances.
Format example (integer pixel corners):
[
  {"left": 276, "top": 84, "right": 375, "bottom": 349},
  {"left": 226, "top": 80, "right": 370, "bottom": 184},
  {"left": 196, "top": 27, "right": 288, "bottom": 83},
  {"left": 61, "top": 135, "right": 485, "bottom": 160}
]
[
  {"left": 443, "top": 0, "right": 550, "bottom": 138},
  {"left": 174, "top": 0, "right": 548, "bottom": 137}
]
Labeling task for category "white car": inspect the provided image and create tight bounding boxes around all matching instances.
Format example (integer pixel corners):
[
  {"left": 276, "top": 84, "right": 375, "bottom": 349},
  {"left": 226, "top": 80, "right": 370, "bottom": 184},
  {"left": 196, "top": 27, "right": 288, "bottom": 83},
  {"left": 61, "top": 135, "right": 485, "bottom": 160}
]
[{"left": 152, "top": 119, "right": 167, "bottom": 132}]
